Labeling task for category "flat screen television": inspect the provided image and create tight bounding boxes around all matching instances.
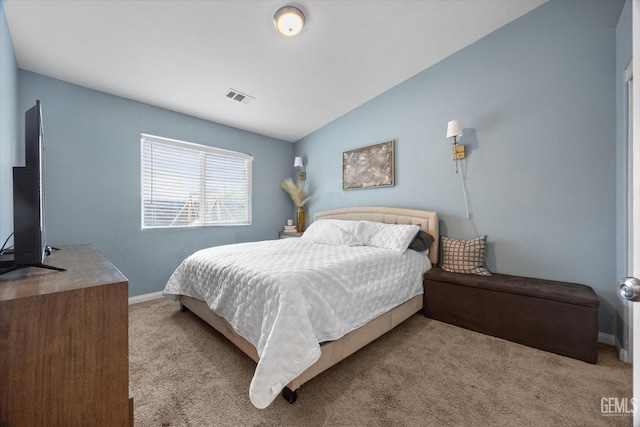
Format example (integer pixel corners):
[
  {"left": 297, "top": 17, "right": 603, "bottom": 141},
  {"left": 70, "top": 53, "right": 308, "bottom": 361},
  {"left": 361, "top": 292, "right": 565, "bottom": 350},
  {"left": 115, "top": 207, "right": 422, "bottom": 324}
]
[{"left": 8, "top": 100, "right": 63, "bottom": 272}]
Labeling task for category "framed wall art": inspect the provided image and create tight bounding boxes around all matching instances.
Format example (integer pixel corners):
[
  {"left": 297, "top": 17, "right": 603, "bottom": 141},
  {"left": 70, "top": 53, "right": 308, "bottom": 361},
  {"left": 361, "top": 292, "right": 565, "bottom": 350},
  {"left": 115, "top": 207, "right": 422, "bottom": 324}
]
[{"left": 342, "top": 140, "right": 395, "bottom": 190}]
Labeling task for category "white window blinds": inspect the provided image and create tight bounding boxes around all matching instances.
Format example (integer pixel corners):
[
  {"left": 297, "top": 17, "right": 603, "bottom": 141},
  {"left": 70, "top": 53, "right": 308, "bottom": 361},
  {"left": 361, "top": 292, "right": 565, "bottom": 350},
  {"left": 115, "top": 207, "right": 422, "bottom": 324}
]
[{"left": 141, "top": 134, "right": 252, "bottom": 229}]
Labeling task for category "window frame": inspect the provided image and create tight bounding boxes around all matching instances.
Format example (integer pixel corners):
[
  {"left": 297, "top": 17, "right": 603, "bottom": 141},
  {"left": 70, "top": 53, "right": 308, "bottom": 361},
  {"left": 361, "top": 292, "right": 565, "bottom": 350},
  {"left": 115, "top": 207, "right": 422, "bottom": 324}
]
[{"left": 140, "top": 133, "right": 253, "bottom": 230}]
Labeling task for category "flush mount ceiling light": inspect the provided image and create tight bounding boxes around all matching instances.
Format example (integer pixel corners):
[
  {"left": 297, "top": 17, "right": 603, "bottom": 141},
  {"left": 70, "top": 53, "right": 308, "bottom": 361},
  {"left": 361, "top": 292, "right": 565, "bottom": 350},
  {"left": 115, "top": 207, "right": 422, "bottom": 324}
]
[{"left": 274, "top": 6, "right": 305, "bottom": 37}]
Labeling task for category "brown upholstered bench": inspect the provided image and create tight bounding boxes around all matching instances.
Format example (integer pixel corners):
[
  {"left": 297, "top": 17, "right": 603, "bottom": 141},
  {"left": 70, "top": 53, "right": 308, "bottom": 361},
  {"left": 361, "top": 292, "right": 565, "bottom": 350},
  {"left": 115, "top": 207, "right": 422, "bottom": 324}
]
[{"left": 422, "top": 267, "right": 600, "bottom": 363}]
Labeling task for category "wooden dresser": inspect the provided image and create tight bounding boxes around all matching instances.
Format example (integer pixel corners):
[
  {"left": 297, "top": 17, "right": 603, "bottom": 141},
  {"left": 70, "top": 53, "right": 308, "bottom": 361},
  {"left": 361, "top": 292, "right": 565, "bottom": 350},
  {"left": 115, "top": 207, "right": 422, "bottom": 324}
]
[{"left": 0, "top": 244, "right": 132, "bottom": 426}]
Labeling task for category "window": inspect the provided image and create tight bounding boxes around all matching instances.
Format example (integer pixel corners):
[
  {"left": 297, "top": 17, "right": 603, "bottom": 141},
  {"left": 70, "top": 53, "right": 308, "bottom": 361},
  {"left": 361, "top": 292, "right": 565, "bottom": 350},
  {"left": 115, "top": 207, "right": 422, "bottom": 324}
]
[{"left": 141, "top": 134, "right": 252, "bottom": 229}]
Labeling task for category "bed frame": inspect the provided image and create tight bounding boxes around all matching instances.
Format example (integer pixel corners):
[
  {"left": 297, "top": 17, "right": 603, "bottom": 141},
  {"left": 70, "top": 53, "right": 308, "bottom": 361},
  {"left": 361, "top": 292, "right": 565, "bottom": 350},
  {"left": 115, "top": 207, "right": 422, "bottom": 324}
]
[{"left": 177, "top": 206, "right": 439, "bottom": 404}]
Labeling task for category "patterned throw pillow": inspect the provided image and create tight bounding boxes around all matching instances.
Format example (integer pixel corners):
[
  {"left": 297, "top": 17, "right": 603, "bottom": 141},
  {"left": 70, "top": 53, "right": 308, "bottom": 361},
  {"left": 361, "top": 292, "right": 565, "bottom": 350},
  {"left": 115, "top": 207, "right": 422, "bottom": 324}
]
[{"left": 441, "top": 236, "right": 491, "bottom": 276}]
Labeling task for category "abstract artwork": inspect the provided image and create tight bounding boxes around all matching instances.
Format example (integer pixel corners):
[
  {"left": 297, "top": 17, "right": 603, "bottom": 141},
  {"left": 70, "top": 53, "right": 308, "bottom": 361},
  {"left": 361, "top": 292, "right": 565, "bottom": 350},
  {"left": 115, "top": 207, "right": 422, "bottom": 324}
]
[{"left": 342, "top": 140, "right": 395, "bottom": 190}]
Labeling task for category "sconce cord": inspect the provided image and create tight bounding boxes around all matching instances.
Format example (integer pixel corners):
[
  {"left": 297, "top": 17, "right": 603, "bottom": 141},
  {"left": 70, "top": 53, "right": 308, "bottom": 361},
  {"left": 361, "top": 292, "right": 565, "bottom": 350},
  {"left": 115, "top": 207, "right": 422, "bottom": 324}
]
[
  {"left": 459, "top": 165, "right": 490, "bottom": 271},
  {"left": 458, "top": 162, "right": 471, "bottom": 219}
]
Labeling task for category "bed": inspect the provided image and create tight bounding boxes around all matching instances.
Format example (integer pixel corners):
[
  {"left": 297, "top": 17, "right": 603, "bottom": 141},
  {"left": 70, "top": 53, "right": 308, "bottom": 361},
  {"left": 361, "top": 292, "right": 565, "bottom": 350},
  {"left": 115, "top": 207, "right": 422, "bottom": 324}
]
[{"left": 164, "top": 206, "right": 439, "bottom": 408}]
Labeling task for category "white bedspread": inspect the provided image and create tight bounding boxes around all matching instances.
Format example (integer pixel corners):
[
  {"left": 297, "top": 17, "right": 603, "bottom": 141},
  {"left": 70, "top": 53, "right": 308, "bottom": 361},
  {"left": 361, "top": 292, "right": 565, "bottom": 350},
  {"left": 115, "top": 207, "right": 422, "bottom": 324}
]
[{"left": 164, "top": 238, "right": 430, "bottom": 408}]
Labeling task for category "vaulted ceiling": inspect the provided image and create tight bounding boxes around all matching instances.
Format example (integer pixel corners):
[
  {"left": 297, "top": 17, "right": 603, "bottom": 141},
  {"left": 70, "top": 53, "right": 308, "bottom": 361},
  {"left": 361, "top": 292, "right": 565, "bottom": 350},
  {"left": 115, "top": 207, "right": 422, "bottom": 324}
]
[{"left": 4, "top": 0, "right": 547, "bottom": 142}]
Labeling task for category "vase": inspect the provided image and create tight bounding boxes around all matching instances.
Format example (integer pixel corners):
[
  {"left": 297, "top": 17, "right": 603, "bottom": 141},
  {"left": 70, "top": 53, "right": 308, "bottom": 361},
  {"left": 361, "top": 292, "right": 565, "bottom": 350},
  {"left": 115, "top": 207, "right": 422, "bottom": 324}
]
[{"left": 296, "top": 207, "right": 306, "bottom": 232}]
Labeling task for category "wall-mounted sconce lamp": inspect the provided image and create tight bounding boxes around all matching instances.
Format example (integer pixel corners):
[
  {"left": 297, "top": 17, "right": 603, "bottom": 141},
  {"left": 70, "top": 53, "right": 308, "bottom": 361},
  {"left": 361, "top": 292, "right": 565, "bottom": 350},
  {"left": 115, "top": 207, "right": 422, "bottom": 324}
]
[
  {"left": 294, "top": 156, "right": 306, "bottom": 181},
  {"left": 446, "top": 120, "right": 465, "bottom": 173}
]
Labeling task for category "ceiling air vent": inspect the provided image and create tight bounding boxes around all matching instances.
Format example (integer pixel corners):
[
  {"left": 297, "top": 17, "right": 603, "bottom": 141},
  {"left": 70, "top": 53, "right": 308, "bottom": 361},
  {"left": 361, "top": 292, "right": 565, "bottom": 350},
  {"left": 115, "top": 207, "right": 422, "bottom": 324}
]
[{"left": 225, "top": 89, "right": 255, "bottom": 105}]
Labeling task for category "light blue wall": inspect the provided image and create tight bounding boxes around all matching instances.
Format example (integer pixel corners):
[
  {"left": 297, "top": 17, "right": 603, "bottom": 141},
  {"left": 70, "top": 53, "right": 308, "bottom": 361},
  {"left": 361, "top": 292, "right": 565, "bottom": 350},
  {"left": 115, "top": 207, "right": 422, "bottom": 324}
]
[
  {"left": 18, "top": 71, "right": 295, "bottom": 296},
  {"left": 0, "top": 0, "right": 18, "bottom": 247},
  {"left": 616, "top": 0, "right": 632, "bottom": 346},
  {"left": 4, "top": 0, "right": 627, "bottom": 334},
  {"left": 295, "top": 0, "right": 623, "bottom": 334}
]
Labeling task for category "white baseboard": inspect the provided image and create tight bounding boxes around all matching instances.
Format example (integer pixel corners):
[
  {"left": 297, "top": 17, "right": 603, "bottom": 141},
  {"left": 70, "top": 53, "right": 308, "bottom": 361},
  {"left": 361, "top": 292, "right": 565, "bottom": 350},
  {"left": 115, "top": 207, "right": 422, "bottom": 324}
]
[
  {"left": 128, "top": 291, "right": 164, "bottom": 305},
  {"left": 619, "top": 347, "right": 631, "bottom": 363},
  {"left": 615, "top": 335, "right": 632, "bottom": 364},
  {"left": 598, "top": 332, "right": 616, "bottom": 346},
  {"left": 598, "top": 332, "right": 632, "bottom": 364}
]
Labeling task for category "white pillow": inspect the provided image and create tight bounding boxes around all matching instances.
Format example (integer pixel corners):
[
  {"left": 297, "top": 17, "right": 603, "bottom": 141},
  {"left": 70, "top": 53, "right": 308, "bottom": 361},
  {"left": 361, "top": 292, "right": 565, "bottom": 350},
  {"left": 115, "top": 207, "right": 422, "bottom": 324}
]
[
  {"left": 367, "top": 223, "right": 420, "bottom": 253},
  {"left": 355, "top": 220, "right": 381, "bottom": 245},
  {"left": 301, "top": 219, "right": 364, "bottom": 246}
]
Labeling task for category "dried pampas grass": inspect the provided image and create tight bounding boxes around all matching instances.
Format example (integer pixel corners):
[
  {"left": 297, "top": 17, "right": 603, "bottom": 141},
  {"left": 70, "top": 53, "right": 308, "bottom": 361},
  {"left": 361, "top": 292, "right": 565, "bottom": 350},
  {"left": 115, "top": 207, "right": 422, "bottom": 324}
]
[{"left": 280, "top": 178, "right": 311, "bottom": 207}]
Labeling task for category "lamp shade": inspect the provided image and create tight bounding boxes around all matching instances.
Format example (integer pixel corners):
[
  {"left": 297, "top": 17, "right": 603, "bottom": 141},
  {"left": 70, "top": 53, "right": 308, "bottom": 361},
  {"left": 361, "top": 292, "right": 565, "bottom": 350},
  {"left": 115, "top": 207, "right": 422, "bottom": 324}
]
[
  {"left": 446, "top": 120, "right": 463, "bottom": 139},
  {"left": 294, "top": 157, "right": 303, "bottom": 168},
  {"left": 274, "top": 6, "right": 305, "bottom": 37}
]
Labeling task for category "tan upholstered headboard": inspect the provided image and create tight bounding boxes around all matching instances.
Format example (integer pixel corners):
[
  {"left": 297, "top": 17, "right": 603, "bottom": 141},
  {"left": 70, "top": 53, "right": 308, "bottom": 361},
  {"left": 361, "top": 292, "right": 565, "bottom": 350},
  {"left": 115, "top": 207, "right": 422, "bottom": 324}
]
[{"left": 314, "top": 207, "right": 439, "bottom": 265}]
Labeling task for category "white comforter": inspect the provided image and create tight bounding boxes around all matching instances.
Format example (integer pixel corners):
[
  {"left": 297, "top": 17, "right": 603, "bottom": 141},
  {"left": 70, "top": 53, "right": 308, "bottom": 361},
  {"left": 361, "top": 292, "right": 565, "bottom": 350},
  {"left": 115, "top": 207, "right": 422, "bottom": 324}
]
[{"left": 164, "top": 238, "right": 430, "bottom": 408}]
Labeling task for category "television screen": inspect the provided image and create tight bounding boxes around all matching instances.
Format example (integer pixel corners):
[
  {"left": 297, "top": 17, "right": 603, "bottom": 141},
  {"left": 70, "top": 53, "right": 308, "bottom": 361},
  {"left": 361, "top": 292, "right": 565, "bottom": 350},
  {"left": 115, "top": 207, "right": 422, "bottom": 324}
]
[{"left": 12, "top": 100, "right": 47, "bottom": 265}]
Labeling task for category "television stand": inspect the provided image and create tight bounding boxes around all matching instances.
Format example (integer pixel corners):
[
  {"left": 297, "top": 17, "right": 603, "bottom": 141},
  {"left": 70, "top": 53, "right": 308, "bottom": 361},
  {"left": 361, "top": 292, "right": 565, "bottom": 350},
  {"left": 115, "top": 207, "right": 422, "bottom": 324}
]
[
  {"left": 0, "top": 263, "right": 66, "bottom": 276},
  {"left": 0, "top": 246, "right": 66, "bottom": 276},
  {"left": 0, "top": 244, "right": 132, "bottom": 426},
  {"left": 33, "top": 263, "right": 66, "bottom": 271}
]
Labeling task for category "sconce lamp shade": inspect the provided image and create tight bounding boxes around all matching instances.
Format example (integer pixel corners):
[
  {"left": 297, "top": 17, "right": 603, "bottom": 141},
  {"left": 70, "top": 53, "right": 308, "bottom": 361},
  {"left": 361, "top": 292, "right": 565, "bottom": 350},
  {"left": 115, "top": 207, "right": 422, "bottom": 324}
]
[
  {"left": 274, "top": 6, "right": 305, "bottom": 37},
  {"left": 446, "top": 120, "right": 463, "bottom": 139},
  {"left": 294, "top": 157, "right": 303, "bottom": 168}
]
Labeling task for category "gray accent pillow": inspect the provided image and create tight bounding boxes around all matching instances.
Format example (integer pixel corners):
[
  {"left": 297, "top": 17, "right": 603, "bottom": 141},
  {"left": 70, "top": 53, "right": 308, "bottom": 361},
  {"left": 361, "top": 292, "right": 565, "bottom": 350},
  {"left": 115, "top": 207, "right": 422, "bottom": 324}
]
[{"left": 408, "top": 230, "right": 434, "bottom": 252}]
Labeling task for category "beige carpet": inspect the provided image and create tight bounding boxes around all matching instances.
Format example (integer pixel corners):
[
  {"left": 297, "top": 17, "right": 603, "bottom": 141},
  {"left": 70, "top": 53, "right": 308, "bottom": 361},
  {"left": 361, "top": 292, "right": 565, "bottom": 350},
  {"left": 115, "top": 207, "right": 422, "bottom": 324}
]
[{"left": 129, "top": 298, "right": 632, "bottom": 427}]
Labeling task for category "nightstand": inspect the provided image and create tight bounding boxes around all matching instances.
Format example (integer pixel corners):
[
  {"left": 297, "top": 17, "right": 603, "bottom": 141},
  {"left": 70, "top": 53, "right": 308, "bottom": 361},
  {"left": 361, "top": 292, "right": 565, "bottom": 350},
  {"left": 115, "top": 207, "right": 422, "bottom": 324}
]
[{"left": 279, "top": 232, "right": 303, "bottom": 239}]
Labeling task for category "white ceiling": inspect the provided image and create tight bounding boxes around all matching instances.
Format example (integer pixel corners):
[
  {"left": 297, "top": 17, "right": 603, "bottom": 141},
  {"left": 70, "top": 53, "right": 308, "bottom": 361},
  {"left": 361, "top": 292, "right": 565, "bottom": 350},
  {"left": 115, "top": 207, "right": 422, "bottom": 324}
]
[{"left": 3, "top": 0, "right": 547, "bottom": 143}]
